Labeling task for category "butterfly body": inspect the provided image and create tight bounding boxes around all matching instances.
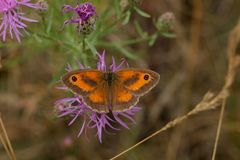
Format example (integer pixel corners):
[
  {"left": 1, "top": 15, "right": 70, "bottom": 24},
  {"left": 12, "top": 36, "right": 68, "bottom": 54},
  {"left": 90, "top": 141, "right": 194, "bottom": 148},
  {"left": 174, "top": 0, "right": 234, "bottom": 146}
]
[
  {"left": 103, "top": 71, "right": 115, "bottom": 86},
  {"left": 62, "top": 68, "right": 160, "bottom": 113}
]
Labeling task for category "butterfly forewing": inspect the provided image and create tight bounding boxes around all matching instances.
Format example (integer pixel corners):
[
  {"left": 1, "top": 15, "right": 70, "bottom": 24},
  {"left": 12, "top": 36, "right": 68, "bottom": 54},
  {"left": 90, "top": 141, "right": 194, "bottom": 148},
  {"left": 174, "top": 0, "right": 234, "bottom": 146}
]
[
  {"left": 62, "top": 69, "right": 102, "bottom": 95},
  {"left": 115, "top": 68, "right": 160, "bottom": 96},
  {"left": 62, "top": 69, "right": 110, "bottom": 112}
]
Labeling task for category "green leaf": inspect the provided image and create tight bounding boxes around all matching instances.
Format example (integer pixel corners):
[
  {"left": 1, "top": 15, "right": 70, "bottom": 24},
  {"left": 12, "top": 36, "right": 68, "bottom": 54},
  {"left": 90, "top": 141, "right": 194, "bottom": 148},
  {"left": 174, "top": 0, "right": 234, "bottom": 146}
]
[
  {"left": 114, "top": 0, "right": 121, "bottom": 18},
  {"left": 148, "top": 34, "right": 158, "bottom": 46},
  {"left": 161, "top": 32, "right": 176, "bottom": 38},
  {"left": 133, "top": 6, "right": 151, "bottom": 18},
  {"left": 122, "top": 10, "right": 131, "bottom": 25},
  {"left": 134, "top": 20, "right": 147, "bottom": 37},
  {"left": 114, "top": 43, "right": 138, "bottom": 59},
  {"left": 46, "top": 9, "right": 53, "bottom": 34},
  {"left": 33, "top": 34, "right": 42, "bottom": 43}
]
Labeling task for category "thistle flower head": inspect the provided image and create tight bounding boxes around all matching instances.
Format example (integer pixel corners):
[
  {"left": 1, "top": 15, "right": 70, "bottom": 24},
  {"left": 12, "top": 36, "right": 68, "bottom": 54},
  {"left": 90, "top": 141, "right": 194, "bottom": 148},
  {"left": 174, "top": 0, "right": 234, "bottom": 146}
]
[
  {"left": 0, "top": 0, "right": 41, "bottom": 42},
  {"left": 156, "top": 12, "right": 175, "bottom": 32},
  {"left": 55, "top": 51, "right": 141, "bottom": 143},
  {"left": 62, "top": 2, "right": 97, "bottom": 34},
  {"left": 36, "top": 0, "right": 48, "bottom": 12}
]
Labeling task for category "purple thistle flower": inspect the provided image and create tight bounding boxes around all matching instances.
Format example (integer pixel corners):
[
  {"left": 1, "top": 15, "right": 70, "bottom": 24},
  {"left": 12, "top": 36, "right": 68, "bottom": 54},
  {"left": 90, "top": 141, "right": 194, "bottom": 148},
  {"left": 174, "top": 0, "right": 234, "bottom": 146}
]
[
  {"left": 62, "top": 2, "right": 97, "bottom": 34},
  {"left": 55, "top": 51, "right": 141, "bottom": 143},
  {"left": 0, "top": 0, "right": 41, "bottom": 42}
]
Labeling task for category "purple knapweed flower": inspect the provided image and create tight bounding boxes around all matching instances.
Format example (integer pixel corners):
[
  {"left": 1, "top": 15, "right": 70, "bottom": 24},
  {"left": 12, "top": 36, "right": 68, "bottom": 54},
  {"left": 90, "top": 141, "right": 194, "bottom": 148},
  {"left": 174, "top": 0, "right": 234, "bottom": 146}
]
[
  {"left": 55, "top": 51, "right": 141, "bottom": 143},
  {"left": 0, "top": 0, "right": 41, "bottom": 42},
  {"left": 62, "top": 2, "right": 97, "bottom": 34}
]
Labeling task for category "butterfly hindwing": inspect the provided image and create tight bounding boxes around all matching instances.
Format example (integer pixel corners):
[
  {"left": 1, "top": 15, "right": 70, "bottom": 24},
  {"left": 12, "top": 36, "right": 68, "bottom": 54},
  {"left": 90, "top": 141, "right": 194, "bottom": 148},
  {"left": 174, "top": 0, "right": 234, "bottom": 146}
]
[
  {"left": 83, "top": 83, "right": 109, "bottom": 113},
  {"left": 112, "top": 82, "right": 139, "bottom": 111}
]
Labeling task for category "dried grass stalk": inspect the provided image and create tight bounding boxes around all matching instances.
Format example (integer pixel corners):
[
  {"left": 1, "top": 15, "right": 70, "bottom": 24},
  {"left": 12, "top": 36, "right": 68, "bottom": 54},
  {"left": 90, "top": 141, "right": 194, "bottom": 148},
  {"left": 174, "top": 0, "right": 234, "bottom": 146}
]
[
  {"left": 211, "top": 98, "right": 226, "bottom": 160},
  {"left": 0, "top": 115, "right": 16, "bottom": 160}
]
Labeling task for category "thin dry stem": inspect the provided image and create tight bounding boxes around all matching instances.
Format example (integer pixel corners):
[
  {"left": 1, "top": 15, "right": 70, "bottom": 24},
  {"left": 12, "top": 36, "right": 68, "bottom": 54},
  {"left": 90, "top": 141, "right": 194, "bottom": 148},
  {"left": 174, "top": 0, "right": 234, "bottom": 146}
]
[
  {"left": 188, "top": 0, "right": 202, "bottom": 69},
  {"left": 0, "top": 129, "right": 12, "bottom": 160},
  {"left": 110, "top": 22, "right": 240, "bottom": 160},
  {"left": 0, "top": 115, "right": 16, "bottom": 160},
  {"left": 211, "top": 98, "right": 226, "bottom": 160}
]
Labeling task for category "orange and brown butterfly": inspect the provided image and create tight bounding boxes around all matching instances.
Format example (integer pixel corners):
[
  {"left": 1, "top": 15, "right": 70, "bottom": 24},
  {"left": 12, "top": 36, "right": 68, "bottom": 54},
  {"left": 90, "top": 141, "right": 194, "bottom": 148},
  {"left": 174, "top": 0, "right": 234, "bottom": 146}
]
[{"left": 62, "top": 68, "right": 160, "bottom": 113}]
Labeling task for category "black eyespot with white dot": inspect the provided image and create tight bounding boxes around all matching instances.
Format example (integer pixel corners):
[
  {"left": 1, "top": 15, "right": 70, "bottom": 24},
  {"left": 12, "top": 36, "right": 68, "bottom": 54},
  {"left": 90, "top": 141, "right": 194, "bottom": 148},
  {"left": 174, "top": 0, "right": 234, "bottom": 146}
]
[
  {"left": 71, "top": 76, "right": 77, "bottom": 82},
  {"left": 144, "top": 74, "right": 149, "bottom": 80}
]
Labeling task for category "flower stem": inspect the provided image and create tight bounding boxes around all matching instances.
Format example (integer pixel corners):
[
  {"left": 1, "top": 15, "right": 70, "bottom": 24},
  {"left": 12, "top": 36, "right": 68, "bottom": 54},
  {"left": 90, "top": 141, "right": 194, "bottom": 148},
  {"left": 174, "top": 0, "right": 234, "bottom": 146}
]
[
  {"left": 82, "top": 35, "right": 86, "bottom": 53},
  {"left": 81, "top": 35, "right": 88, "bottom": 66}
]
